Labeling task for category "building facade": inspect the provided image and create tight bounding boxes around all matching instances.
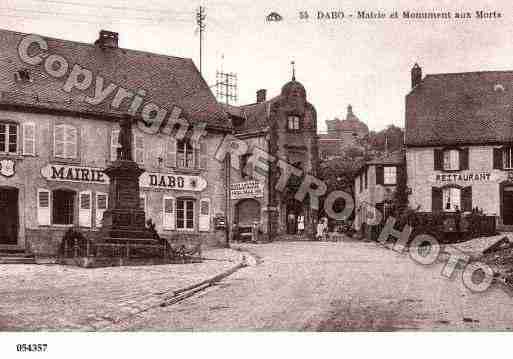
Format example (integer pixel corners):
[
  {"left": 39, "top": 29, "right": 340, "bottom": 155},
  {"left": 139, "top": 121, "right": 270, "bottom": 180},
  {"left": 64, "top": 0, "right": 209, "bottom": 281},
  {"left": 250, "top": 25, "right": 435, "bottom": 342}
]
[
  {"left": 224, "top": 77, "right": 319, "bottom": 240},
  {"left": 319, "top": 105, "right": 369, "bottom": 160},
  {"left": 353, "top": 151, "right": 404, "bottom": 235},
  {"left": 0, "top": 29, "right": 232, "bottom": 256},
  {"left": 406, "top": 64, "right": 513, "bottom": 229}
]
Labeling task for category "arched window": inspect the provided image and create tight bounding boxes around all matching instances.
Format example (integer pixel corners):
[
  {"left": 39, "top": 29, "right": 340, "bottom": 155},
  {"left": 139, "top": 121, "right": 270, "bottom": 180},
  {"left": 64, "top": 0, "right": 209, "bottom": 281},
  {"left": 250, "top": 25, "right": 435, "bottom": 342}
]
[{"left": 177, "top": 139, "right": 194, "bottom": 168}]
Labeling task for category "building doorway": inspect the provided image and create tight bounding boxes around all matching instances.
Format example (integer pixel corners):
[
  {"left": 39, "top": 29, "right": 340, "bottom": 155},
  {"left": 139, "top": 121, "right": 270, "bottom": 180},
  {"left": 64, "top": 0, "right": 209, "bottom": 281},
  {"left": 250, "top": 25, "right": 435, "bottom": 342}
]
[
  {"left": 502, "top": 186, "right": 513, "bottom": 225},
  {"left": 0, "top": 188, "right": 19, "bottom": 245},
  {"left": 286, "top": 201, "right": 304, "bottom": 235},
  {"left": 235, "top": 199, "right": 261, "bottom": 227}
]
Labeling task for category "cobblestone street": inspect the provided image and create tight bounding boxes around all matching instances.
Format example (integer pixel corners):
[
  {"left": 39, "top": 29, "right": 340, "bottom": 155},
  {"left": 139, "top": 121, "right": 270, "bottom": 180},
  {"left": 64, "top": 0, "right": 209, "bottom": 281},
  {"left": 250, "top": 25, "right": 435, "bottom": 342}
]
[
  {"left": 3, "top": 240, "right": 513, "bottom": 331},
  {"left": 0, "top": 248, "right": 244, "bottom": 330},
  {"left": 109, "top": 240, "right": 513, "bottom": 331}
]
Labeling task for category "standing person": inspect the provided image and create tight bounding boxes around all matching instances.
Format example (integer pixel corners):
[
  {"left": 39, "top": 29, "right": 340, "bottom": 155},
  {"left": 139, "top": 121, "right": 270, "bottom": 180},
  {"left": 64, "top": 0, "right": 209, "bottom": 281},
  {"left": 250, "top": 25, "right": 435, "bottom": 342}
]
[
  {"left": 316, "top": 218, "right": 326, "bottom": 241},
  {"left": 297, "top": 215, "right": 305, "bottom": 236}
]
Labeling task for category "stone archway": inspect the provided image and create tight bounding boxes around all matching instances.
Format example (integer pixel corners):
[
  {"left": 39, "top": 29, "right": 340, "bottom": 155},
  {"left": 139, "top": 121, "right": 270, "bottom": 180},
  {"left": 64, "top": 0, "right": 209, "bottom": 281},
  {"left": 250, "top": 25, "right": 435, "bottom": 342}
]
[{"left": 235, "top": 199, "right": 261, "bottom": 227}]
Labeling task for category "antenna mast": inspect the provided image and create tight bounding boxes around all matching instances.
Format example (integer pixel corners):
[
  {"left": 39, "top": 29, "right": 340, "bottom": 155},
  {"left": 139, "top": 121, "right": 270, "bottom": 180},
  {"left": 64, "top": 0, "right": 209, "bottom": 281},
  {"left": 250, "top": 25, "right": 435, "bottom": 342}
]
[{"left": 196, "top": 6, "right": 206, "bottom": 74}]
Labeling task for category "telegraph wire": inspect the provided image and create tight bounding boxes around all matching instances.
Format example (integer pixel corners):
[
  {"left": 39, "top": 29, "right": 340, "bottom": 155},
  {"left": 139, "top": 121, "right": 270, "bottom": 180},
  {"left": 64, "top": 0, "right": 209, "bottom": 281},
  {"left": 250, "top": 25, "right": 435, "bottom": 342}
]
[{"left": 29, "top": 0, "right": 193, "bottom": 15}]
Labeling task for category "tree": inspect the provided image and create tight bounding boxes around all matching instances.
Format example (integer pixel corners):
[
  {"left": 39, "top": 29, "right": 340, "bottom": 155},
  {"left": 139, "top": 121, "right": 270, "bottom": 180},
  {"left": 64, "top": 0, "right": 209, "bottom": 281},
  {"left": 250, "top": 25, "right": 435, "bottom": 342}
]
[{"left": 367, "top": 125, "right": 404, "bottom": 153}]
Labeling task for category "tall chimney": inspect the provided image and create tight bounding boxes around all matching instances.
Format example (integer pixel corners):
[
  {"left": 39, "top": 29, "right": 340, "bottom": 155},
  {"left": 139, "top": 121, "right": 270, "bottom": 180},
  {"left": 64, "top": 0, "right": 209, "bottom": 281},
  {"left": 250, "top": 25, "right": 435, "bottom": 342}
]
[
  {"left": 256, "top": 89, "right": 266, "bottom": 103},
  {"left": 411, "top": 63, "right": 422, "bottom": 89},
  {"left": 95, "top": 30, "right": 119, "bottom": 49}
]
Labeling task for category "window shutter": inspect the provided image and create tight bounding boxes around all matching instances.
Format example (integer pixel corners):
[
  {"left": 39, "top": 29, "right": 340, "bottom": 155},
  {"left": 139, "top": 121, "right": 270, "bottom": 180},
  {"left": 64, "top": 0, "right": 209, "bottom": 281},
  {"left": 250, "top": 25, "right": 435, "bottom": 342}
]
[
  {"left": 493, "top": 148, "right": 503, "bottom": 169},
  {"left": 22, "top": 122, "right": 36, "bottom": 155},
  {"left": 434, "top": 149, "right": 443, "bottom": 170},
  {"left": 110, "top": 129, "right": 119, "bottom": 161},
  {"left": 432, "top": 187, "right": 443, "bottom": 212},
  {"left": 376, "top": 166, "right": 384, "bottom": 185},
  {"left": 199, "top": 198, "right": 211, "bottom": 232},
  {"left": 134, "top": 134, "right": 144, "bottom": 164},
  {"left": 54, "top": 124, "right": 64, "bottom": 157},
  {"left": 460, "top": 148, "right": 469, "bottom": 170},
  {"left": 198, "top": 140, "right": 208, "bottom": 169},
  {"left": 37, "top": 189, "right": 51, "bottom": 225},
  {"left": 140, "top": 193, "right": 147, "bottom": 213},
  {"left": 461, "top": 186, "right": 472, "bottom": 212},
  {"left": 65, "top": 125, "right": 78, "bottom": 158},
  {"left": 163, "top": 196, "right": 175, "bottom": 230},
  {"left": 95, "top": 192, "right": 108, "bottom": 227},
  {"left": 166, "top": 138, "right": 177, "bottom": 167},
  {"left": 79, "top": 191, "right": 92, "bottom": 227}
]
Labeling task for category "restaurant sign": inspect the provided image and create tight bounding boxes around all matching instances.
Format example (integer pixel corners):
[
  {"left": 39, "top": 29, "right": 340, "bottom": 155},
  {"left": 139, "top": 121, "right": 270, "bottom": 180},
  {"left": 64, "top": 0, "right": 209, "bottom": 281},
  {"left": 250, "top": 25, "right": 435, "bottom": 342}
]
[
  {"left": 230, "top": 180, "right": 264, "bottom": 200},
  {"left": 433, "top": 172, "right": 492, "bottom": 183}
]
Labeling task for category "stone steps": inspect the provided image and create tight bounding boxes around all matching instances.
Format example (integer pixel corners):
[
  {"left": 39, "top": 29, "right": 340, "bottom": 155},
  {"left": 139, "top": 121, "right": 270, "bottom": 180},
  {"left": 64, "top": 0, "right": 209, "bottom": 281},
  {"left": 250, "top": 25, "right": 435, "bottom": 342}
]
[
  {"left": 0, "top": 256, "right": 36, "bottom": 264},
  {"left": 0, "top": 248, "right": 36, "bottom": 264}
]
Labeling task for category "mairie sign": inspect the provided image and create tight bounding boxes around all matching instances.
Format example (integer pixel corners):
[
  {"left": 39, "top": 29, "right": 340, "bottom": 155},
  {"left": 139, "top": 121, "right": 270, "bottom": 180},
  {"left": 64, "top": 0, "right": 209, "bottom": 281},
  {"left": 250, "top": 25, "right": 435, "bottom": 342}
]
[
  {"left": 41, "top": 164, "right": 207, "bottom": 191},
  {"left": 41, "top": 164, "right": 108, "bottom": 184}
]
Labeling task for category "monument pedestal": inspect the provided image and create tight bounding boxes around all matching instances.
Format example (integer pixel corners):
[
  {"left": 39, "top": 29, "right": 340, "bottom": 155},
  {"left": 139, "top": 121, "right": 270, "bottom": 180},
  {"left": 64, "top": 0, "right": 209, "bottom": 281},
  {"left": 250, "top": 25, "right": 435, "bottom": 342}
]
[{"left": 100, "top": 160, "right": 154, "bottom": 242}]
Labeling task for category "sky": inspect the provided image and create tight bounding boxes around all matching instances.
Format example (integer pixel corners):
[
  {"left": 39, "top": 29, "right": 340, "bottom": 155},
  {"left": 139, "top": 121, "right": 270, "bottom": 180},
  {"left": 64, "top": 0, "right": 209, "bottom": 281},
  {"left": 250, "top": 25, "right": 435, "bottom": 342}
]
[{"left": 1, "top": 0, "right": 513, "bottom": 132}]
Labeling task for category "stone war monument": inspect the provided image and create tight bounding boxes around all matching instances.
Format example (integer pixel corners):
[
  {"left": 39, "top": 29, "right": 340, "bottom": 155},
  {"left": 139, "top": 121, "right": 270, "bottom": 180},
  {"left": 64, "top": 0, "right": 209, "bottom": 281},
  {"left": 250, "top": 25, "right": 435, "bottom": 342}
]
[{"left": 100, "top": 115, "right": 154, "bottom": 241}]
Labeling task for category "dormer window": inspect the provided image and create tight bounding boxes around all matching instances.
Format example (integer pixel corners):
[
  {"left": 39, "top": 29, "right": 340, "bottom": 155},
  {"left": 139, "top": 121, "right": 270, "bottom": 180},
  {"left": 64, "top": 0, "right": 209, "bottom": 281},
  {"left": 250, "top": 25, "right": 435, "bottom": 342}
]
[
  {"left": 14, "top": 69, "right": 31, "bottom": 83},
  {"left": 287, "top": 115, "right": 301, "bottom": 131}
]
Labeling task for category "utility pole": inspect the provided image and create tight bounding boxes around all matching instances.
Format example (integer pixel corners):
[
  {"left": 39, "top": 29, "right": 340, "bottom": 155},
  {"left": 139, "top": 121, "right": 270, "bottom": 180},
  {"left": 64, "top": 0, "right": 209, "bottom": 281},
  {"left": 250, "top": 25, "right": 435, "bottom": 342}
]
[
  {"left": 216, "top": 71, "right": 238, "bottom": 105},
  {"left": 196, "top": 6, "right": 206, "bottom": 74}
]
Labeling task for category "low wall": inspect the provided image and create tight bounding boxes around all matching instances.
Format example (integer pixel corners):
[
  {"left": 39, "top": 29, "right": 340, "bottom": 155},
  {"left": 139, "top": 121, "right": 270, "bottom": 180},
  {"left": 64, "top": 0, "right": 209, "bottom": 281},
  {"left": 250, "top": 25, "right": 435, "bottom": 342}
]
[{"left": 25, "top": 227, "right": 228, "bottom": 257}]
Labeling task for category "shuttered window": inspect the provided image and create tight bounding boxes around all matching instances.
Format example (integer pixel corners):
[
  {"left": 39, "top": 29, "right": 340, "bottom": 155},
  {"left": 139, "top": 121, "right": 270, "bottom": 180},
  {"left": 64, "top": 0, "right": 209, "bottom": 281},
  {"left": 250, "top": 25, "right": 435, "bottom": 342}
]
[
  {"left": 376, "top": 166, "right": 384, "bottom": 185},
  {"left": 443, "top": 149, "right": 459, "bottom": 171},
  {"left": 384, "top": 166, "right": 396, "bottom": 185},
  {"left": 199, "top": 140, "right": 208, "bottom": 169},
  {"left": 163, "top": 196, "right": 175, "bottom": 230},
  {"left": 199, "top": 198, "right": 211, "bottom": 232},
  {"left": 166, "top": 138, "right": 177, "bottom": 167},
  {"left": 95, "top": 192, "right": 108, "bottom": 227},
  {"left": 22, "top": 122, "right": 36, "bottom": 155},
  {"left": 79, "top": 191, "right": 92, "bottom": 227},
  {"left": 432, "top": 187, "right": 443, "bottom": 212},
  {"left": 176, "top": 199, "right": 194, "bottom": 230},
  {"left": 287, "top": 116, "right": 300, "bottom": 130},
  {"left": 54, "top": 124, "right": 77, "bottom": 159},
  {"left": 503, "top": 148, "right": 513, "bottom": 170},
  {"left": 139, "top": 194, "right": 147, "bottom": 213},
  {"left": 177, "top": 139, "right": 194, "bottom": 168},
  {"left": 110, "top": 129, "right": 120, "bottom": 161},
  {"left": 433, "top": 186, "right": 472, "bottom": 212},
  {"left": 134, "top": 134, "right": 144, "bottom": 164},
  {"left": 442, "top": 187, "right": 461, "bottom": 212},
  {"left": 0, "top": 122, "right": 18, "bottom": 154},
  {"left": 37, "top": 189, "right": 51, "bottom": 225},
  {"left": 494, "top": 148, "right": 503, "bottom": 169}
]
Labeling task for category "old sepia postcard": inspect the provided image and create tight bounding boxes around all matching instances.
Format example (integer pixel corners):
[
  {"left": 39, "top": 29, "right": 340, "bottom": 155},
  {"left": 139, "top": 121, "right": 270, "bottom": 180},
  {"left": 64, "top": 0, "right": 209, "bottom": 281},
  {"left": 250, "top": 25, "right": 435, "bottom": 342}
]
[{"left": 0, "top": 0, "right": 512, "bottom": 357}]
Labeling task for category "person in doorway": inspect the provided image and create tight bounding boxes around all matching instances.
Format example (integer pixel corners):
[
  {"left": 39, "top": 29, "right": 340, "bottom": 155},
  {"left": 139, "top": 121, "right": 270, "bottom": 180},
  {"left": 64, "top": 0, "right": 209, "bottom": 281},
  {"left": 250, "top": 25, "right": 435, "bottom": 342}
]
[
  {"left": 287, "top": 213, "right": 296, "bottom": 234},
  {"left": 297, "top": 215, "right": 305, "bottom": 235},
  {"left": 316, "top": 217, "right": 327, "bottom": 241}
]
